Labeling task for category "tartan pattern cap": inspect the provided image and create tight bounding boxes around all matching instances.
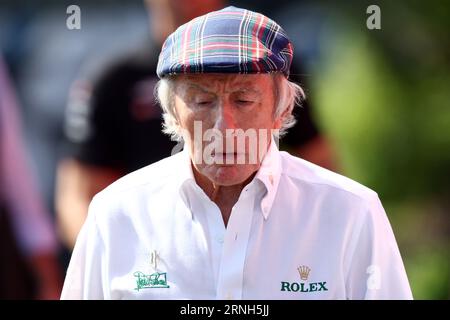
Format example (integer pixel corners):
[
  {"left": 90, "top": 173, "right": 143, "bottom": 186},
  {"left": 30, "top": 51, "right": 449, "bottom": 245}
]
[{"left": 156, "top": 6, "right": 294, "bottom": 78}]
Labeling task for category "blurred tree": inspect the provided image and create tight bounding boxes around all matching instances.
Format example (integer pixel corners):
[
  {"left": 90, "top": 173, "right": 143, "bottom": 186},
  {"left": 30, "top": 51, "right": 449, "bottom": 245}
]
[{"left": 310, "top": 0, "right": 450, "bottom": 299}]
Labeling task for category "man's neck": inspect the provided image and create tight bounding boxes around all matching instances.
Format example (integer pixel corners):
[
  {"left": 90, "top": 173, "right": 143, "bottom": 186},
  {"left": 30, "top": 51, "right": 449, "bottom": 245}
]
[{"left": 192, "top": 166, "right": 255, "bottom": 227}]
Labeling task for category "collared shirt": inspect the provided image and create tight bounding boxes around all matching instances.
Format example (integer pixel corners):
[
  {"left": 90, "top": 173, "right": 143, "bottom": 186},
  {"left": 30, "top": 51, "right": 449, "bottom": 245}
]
[{"left": 61, "top": 140, "right": 413, "bottom": 299}]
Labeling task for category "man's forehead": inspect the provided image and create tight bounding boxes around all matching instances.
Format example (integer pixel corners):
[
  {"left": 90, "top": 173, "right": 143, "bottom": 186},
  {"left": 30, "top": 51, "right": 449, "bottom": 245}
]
[{"left": 176, "top": 73, "right": 272, "bottom": 91}]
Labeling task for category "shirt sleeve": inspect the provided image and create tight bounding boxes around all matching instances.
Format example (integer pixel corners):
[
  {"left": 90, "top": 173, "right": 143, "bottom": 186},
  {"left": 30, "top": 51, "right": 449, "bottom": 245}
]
[
  {"left": 344, "top": 194, "right": 413, "bottom": 299},
  {"left": 60, "top": 196, "right": 108, "bottom": 299}
]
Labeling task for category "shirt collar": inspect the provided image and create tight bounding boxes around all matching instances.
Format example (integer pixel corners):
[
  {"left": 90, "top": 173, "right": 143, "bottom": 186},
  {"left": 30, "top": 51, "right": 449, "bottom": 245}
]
[
  {"left": 177, "top": 147, "right": 202, "bottom": 219},
  {"left": 177, "top": 136, "right": 282, "bottom": 221},
  {"left": 253, "top": 136, "right": 282, "bottom": 220},
  {"left": 178, "top": 146, "right": 196, "bottom": 187}
]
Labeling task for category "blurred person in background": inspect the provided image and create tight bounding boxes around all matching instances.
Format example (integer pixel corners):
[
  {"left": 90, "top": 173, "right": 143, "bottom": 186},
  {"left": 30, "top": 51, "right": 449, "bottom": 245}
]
[
  {"left": 0, "top": 56, "right": 63, "bottom": 299},
  {"left": 56, "top": 0, "right": 336, "bottom": 251}
]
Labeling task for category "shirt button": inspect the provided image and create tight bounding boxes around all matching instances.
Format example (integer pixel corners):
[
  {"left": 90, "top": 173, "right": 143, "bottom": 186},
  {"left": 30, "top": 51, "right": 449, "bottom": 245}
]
[
  {"left": 225, "top": 293, "right": 233, "bottom": 300},
  {"left": 216, "top": 236, "right": 224, "bottom": 244}
]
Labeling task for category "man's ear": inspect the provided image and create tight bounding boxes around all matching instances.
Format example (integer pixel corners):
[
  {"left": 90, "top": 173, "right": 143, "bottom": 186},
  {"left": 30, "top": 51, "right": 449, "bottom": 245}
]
[
  {"left": 273, "top": 116, "right": 283, "bottom": 130},
  {"left": 172, "top": 93, "right": 182, "bottom": 124},
  {"left": 273, "top": 106, "right": 291, "bottom": 130}
]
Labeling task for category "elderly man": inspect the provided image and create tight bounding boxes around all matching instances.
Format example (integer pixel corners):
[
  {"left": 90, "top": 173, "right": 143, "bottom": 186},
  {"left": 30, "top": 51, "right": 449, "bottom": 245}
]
[{"left": 61, "top": 6, "right": 412, "bottom": 299}]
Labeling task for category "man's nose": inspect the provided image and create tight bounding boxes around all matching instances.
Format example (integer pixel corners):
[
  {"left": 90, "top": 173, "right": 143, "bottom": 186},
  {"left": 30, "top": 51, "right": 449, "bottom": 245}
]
[{"left": 214, "top": 99, "right": 237, "bottom": 131}]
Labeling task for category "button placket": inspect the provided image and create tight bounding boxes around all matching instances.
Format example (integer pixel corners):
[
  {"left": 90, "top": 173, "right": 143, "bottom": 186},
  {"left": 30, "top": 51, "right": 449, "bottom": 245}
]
[{"left": 216, "top": 189, "right": 256, "bottom": 300}]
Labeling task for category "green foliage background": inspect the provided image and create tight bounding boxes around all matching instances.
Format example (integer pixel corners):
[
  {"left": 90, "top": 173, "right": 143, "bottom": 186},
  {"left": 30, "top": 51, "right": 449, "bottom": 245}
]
[{"left": 310, "top": 0, "right": 449, "bottom": 299}]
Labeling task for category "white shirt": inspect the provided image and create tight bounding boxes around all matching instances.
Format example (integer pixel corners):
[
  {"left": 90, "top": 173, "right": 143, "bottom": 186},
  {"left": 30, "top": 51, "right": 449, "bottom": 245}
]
[{"left": 61, "top": 140, "right": 413, "bottom": 300}]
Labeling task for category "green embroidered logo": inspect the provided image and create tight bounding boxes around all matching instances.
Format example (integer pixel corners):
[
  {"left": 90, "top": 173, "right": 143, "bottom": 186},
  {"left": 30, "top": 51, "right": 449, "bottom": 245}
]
[
  {"left": 133, "top": 250, "right": 170, "bottom": 291},
  {"left": 134, "top": 271, "right": 170, "bottom": 291},
  {"left": 280, "top": 265, "right": 328, "bottom": 293}
]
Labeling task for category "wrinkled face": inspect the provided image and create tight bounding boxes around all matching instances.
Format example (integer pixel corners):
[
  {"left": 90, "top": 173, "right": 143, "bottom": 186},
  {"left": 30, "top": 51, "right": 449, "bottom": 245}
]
[{"left": 173, "top": 73, "right": 282, "bottom": 187}]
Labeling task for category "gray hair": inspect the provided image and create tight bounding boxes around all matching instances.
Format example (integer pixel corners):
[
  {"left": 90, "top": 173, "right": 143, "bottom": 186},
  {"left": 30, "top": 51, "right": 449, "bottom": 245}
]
[{"left": 154, "top": 73, "right": 305, "bottom": 142}]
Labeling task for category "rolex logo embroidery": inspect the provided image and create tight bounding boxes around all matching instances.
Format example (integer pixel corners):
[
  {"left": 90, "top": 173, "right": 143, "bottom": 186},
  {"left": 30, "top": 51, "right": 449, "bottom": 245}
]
[
  {"left": 281, "top": 265, "right": 328, "bottom": 293},
  {"left": 297, "top": 265, "right": 311, "bottom": 281},
  {"left": 133, "top": 250, "right": 170, "bottom": 291}
]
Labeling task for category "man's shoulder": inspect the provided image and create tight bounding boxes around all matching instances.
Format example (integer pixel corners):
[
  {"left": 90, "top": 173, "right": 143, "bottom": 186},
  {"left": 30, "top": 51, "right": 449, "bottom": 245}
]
[{"left": 279, "top": 151, "right": 378, "bottom": 202}]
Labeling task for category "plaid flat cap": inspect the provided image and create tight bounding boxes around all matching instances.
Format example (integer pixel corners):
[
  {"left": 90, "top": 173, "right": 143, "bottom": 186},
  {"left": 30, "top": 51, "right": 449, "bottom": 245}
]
[{"left": 156, "top": 6, "right": 294, "bottom": 78}]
